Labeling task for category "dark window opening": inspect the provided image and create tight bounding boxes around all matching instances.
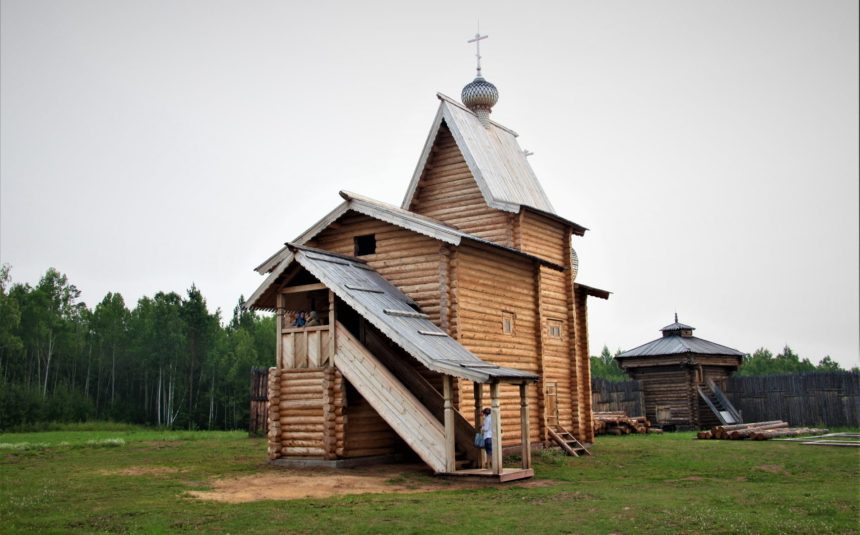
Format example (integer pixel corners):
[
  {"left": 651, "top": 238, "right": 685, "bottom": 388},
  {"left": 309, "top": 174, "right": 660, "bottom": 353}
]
[{"left": 354, "top": 234, "right": 376, "bottom": 256}]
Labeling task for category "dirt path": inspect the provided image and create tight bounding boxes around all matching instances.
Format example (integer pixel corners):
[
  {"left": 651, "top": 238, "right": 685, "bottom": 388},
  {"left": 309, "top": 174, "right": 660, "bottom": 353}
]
[{"left": 186, "top": 464, "right": 553, "bottom": 503}]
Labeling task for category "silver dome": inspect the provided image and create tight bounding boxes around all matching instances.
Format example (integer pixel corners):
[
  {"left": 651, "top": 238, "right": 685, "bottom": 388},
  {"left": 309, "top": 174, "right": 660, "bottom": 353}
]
[{"left": 461, "top": 75, "right": 499, "bottom": 112}]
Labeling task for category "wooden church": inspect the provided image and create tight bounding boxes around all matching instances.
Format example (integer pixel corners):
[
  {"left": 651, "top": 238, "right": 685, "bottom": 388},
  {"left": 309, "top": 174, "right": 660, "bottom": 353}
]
[{"left": 246, "top": 44, "right": 608, "bottom": 481}]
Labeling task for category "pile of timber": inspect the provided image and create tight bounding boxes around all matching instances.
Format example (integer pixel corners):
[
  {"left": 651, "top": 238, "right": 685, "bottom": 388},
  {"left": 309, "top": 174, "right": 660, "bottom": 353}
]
[
  {"left": 697, "top": 420, "right": 829, "bottom": 441},
  {"left": 593, "top": 411, "right": 661, "bottom": 435}
]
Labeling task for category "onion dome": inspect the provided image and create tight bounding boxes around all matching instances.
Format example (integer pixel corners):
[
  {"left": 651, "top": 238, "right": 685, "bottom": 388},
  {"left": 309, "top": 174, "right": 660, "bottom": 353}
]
[
  {"left": 462, "top": 75, "right": 498, "bottom": 127},
  {"left": 462, "top": 75, "right": 499, "bottom": 113}
]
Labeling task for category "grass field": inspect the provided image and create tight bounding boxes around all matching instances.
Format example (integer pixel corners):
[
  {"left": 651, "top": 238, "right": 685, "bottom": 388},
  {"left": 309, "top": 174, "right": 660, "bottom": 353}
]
[{"left": 1, "top": 425, "right": 858, "bottom": 534}]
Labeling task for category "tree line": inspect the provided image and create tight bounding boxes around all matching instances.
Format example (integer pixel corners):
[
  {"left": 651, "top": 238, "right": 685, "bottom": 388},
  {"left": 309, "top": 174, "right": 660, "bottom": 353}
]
[
  {"left": 0, "top": 265, "right": 274, "bottom": 431},
  {"left": 590, "top": 344, "right": 853, "bottom": 382}
]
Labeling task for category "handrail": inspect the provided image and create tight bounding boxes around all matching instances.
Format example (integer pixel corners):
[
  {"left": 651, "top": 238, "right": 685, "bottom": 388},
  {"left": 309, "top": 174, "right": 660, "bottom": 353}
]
[{"left": 707, "top": 379, "right": 743, "bottom": 424}]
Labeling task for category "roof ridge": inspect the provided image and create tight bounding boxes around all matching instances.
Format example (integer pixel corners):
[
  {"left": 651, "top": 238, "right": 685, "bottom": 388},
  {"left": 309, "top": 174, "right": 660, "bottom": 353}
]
[{"left": 436, "top": 93, "right": 519, "bottom": 136}]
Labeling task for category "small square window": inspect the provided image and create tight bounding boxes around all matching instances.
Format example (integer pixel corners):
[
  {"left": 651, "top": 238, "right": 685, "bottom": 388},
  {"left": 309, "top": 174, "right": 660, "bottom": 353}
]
[
  {"left": 502, "top": 311, "right": 515, "bottom": 335},
  {"left": 354, "top": 234, "right": 376, "bottom": 256},
  {"left": 548, "top": 319, "right": 563, "bottom": 338}
]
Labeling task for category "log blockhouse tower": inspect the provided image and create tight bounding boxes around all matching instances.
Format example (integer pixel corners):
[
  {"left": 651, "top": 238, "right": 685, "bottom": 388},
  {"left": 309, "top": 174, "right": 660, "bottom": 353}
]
[
  {"left": 247, "top": 70, "right": 609, "bottom": 481},
  {"left": 616, "top": 315, "right": 745, "bottom": 431}
]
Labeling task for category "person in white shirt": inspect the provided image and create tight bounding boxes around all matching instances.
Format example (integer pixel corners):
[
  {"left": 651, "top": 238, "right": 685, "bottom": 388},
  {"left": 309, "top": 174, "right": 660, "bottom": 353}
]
[{"left": 481, "top": 407, "right": 493, "bottom": 456}]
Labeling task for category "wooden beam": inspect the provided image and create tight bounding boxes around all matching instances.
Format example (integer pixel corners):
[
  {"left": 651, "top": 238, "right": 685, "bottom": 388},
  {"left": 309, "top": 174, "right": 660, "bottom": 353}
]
[
  {"left": 443, "top": 375, "right": 456, "bottom": 473},
  {"left": 520, "top": 383, "right": 531, "bottom": 469},
  {"left": 282, "top": 283, "right": 327, "bottom": 294},
  {"left": 328, "top": 290, "right": 336, "bottom": 363},
  {"left": 276, "top": 293, "right": 285, "bottom": 369},
  {"left": 491, "top": 382, "right": 502, "bottom": 475},
  {"left": 474, "top": 382, "right": 485, "bottom": 468}
]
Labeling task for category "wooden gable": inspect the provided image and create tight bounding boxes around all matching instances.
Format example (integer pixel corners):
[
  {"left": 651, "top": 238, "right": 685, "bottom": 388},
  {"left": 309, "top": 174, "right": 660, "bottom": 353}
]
[{"left": 407, "top": 122, "right": 514, "bottom": 247}]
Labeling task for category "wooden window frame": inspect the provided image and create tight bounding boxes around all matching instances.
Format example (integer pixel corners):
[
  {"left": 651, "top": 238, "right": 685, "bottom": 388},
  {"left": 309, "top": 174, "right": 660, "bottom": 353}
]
[
  {"left": 547, "top": 318, "right": 563, "bottom": 339},
  {"left": 502, "top": 311, "right": 516, "bottom": 335}
]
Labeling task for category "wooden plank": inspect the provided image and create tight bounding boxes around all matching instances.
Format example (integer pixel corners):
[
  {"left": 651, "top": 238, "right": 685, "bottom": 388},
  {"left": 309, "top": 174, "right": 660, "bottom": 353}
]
[
  {"left": 308, "top": 330, "right": 321, "bottom": 368},
  {"left": 282, "top": 283, "right": 327, "bottom": 294},
  {"left": 334, "top": 324, "right": 447, "bottom": 472},
  {"left": 520, "top": 383, "right": 531, "bottom": 469}
]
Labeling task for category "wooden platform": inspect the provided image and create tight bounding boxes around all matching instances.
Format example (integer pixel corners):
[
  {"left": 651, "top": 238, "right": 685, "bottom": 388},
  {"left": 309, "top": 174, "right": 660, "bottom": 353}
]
[{"left": 442, "top": 467, "right": 534, "bottom": 483}]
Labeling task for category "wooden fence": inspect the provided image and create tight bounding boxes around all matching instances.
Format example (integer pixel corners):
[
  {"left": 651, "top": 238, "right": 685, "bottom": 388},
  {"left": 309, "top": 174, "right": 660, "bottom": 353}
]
[
  {"left": 724, "top": 371, "right": 860, "bottom": 427},
  {"left": 591, "top": 378, "right": 645, "bottom": 416},
  {"left": 249, "top": 367, "right": 269, "bottom": 436}
]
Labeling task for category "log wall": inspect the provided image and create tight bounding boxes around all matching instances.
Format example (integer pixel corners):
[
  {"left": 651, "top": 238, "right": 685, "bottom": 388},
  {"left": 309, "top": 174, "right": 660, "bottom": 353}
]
[
  {"left": 572, "top": 284, "right": 595, "bottom": 442},
  {"left": 538, "top": 266, "right": 573, "bottom": 433},
  {"left": 407, "top": 123, "right": 514, "bottom": 247},
  {"left": 342, "top": 379, "right": 407, "bottom": 458},
  {"left": 308, "top": 213, "right": 444, "bottom": 325},
  {"left": 518, "top": 209, "right": 568, "bottom": 265},
  {"left": 453, "top": 244, "right": 542, "bottom": 446},
  {"left": 623, "top": 366, "right": 695, "bottom": 428},
  {"left": 267, "top": 367, "right": 333, "bottom": 458}
]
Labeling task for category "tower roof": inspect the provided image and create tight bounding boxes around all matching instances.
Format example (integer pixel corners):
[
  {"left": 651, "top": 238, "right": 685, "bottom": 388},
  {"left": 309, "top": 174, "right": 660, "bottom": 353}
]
[{"left": 402, "top": 94, "right": 559, "bottom": 215}]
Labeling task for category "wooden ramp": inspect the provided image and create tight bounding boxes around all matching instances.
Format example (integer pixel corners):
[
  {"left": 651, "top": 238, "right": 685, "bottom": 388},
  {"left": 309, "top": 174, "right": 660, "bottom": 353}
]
[
  {"left": 334, "top": 324, "right": 447, "bottom": 473},
  {"left": 548, "top": 425, "right": 591, "bottom": 457}
]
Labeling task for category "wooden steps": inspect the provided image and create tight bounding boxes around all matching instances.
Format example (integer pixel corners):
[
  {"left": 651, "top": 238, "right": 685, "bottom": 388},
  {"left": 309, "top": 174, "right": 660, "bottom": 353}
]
[
  {"left": 697, "top": 380, "right": 742, "bottom": 425},
  {"left": 548, "top": 425, "right": 590, "bottom": 456},
  {"left": 334, "top": 324, "right": 447, "bottom": 473}
]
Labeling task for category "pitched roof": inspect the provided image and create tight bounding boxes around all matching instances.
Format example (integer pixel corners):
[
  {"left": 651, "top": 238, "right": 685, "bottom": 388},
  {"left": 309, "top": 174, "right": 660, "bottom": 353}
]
[
  {"left": 401, "top": 94, "right": 556, "bottom": 215},
  {"left": 617, "top": 334, "right": 744, "bottom": 358},
  {"left": 246, "top": 191, "right": 567, "bottom": 311},
  {"left": 284, "top": 245, "right": 539, "bottom": 384}
]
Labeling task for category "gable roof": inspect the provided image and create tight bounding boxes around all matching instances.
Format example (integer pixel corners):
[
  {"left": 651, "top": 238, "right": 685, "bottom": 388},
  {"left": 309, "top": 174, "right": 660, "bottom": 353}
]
[
  {"left": 402, "top": 94, "right": 555, "bottom": 215},
  {"left": 277, "top": 245, "right": 539, "bottom": 384},
  {"left": 617, "top": 335, "right": 744, "bottom": 358},
  {"left": 246, "top": 191, "right": 565, "bottom": 311}
]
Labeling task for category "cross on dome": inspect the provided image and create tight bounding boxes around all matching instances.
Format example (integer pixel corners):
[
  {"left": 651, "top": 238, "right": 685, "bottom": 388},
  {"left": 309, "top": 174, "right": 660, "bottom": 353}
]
[{"left": 467, "top": 31, "right": 488, "bottom": 77}]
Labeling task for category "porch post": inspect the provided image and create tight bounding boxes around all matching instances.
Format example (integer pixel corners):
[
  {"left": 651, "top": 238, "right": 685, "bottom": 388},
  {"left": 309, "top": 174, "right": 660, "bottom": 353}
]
[
  {"left": 490, "top": 381, "right": 502, "bottom": 475},
  {"left": 473, "top": 382, "right": 484, "bottom": 467},
  {"left": 520, "top": 382, "right": 531, "bottom": 469},
  {"left": 275, "top": 293, "right": 285, "bottom": 369},
  {"left": 443, "top": 375, "right": 456, "bottom": 473},
  {"left": 328, "top": 290, "right": 336, "bottom": 363}
]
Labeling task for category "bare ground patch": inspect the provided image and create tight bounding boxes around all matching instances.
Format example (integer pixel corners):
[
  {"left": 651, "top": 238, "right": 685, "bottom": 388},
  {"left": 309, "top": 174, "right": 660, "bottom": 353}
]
[
  {"left": 187, "top": 464, "right": 556, "bottom": 503},
  {"left": 100, "top": 466, "right": 186, "bottom": 476},
  {"left": 756, "top": 464, "right": 790, "bottom": 475}
]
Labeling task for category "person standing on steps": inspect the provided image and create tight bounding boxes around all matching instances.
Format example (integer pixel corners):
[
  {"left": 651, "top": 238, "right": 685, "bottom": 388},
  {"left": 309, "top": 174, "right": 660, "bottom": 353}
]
[{"left": 481, "top": 407, "right": 493, "bottom": 467}]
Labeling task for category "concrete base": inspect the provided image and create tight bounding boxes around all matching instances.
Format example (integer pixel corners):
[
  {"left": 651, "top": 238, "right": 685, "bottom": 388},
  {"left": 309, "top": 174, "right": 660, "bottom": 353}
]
[{"left": 270, "top": 453, "right": 404, "bottom": 469}]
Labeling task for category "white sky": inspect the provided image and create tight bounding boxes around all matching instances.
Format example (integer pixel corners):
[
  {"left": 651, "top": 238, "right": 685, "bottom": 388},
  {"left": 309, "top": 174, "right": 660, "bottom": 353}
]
[{"left": 1, "top": 0, "right": 858, "bottom": 368}]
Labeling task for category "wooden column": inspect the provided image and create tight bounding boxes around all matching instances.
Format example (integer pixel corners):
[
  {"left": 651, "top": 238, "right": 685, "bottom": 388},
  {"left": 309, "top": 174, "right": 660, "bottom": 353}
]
[
  {"left": 474, "top": 382, "right": 485, "bottom": 468},
  {"left": 443, "top": 375, "right": 456, "bottom": 473},
  {"left": 520, "top": 383, "right": 531, "bottom": 469},
  {"left": 275, "top": 294, "right": 285, "bottom": 369},
  {"left": 490, "top": 382, "right": 502, "bottom": 475},
  {"left": 328, "top": 290, "right": 336, "bottom": 363}
]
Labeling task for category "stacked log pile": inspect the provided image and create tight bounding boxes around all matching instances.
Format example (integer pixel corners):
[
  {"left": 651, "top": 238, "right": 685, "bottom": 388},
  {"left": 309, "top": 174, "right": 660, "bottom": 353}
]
[
  {"left": 593, "top": 411, "right": 660, "bottom": 435},
  {"left": 697, "top": 420, "right": 828, "bottom": 440}
]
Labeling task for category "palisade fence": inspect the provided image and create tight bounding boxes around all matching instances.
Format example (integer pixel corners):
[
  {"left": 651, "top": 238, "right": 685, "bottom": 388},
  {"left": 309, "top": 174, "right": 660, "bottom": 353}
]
[
  {"left": 724, "top": 371, "right": 860, "bottom": 428},
  {"left": 591, "top": 378, "right": 645, "bottom": 417},
  {"left": 249, "top": 367, "right": 270, "bottom": 436}
]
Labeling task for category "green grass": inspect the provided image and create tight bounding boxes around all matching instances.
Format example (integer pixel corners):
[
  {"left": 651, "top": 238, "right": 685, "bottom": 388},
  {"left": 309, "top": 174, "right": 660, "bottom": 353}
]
[{"left": 1, "top": 427, "right": 857, "bottom": 534}]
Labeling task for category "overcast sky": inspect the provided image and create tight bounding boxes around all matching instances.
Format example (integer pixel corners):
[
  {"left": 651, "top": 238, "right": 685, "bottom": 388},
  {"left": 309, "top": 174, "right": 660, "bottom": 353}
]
[{"left": 2, "top": 0, "right": 858, "bottom": 368}]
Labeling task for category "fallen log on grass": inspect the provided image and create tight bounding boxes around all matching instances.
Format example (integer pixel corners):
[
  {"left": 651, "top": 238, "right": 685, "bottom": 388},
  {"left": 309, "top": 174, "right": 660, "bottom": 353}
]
[{"left": 751, "top": 428, "right": 829, "bottom": 440}]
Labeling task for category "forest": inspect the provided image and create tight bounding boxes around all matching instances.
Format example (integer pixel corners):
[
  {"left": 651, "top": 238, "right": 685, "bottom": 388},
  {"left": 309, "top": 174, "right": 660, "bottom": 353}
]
[
  {"left": 1, "top": 265, "right": 853, "bottom": 430},
  {"left": 590, "top": 343, "right": 852, "bottom": 382},
  {"left": 0, "top": 265, "right": 274, "bottom": 431}
]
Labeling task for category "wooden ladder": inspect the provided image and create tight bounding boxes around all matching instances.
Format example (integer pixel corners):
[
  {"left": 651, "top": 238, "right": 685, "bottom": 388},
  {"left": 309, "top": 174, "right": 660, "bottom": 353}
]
[{"left": 548, "top": 425, "right": 591, "bottom": 457}]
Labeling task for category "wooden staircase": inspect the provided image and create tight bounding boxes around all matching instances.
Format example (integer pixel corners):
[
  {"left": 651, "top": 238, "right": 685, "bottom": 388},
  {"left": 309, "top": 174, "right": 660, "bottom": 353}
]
[
  {"left": 548, "top": 425, "right": 591, "bottom": 457},
  {"left": 697, "top": 379, "right": 742, "bottom": 425},
  {"left": 333, "top": 324, "right": 447, "bottom": 473}
]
